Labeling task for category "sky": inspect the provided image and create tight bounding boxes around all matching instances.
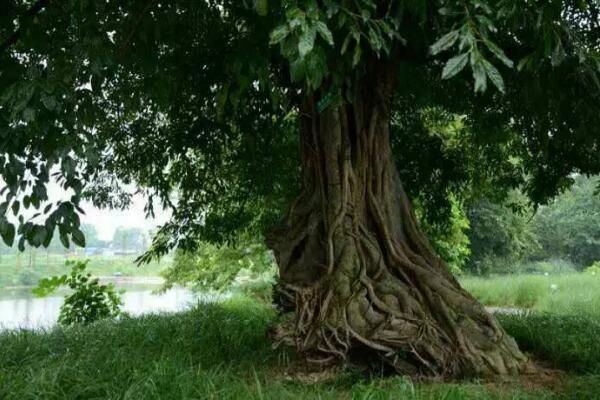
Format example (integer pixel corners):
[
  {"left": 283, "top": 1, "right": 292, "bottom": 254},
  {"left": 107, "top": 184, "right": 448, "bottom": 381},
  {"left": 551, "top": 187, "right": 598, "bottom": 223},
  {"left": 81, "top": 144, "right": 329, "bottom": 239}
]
[{"left": 47, "top": 182, "right": 171, "bottom": 241}]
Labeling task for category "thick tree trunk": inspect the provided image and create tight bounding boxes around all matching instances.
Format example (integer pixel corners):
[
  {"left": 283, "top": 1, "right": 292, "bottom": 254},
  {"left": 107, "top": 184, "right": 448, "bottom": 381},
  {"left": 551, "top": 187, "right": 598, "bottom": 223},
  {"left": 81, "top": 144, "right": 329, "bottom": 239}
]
[{"left": 267, "top": 63, "right": 527, "bottom": 377}]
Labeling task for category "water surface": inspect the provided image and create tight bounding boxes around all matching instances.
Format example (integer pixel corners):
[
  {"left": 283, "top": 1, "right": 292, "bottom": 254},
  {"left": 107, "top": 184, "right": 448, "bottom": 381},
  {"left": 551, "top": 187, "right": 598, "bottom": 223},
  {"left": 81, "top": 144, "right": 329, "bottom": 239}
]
[{"left": 0, "top": 285, "right": 199, "bottom": 330}]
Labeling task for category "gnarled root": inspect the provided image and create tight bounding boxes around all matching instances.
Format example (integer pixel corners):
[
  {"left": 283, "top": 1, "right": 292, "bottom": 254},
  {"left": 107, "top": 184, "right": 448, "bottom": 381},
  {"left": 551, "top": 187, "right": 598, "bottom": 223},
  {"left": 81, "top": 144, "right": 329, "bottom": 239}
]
[{"left": 267, "top": 72, "right": 527, "bottom": 377}]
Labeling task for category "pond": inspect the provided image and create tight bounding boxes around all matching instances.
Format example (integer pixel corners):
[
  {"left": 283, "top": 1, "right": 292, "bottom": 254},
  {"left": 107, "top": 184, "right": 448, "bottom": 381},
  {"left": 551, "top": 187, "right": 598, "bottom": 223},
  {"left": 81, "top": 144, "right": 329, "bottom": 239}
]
[{"left": 0, "top": 283, "right": 203, "bottom": 330}]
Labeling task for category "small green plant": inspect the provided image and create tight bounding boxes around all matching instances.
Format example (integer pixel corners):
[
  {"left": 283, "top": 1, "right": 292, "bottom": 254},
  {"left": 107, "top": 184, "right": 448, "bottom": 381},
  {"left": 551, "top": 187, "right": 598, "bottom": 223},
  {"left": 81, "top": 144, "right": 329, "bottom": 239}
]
[{"left": 33, "top": 260, "right": 123, "bottom": 326}]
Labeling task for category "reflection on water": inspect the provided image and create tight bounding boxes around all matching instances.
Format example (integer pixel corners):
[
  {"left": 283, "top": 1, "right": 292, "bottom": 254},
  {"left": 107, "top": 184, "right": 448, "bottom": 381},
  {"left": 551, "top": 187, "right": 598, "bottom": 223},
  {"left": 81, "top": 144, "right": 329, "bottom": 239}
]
[{"left": 0, "top": 286, "right": 200, "bottom": 330}]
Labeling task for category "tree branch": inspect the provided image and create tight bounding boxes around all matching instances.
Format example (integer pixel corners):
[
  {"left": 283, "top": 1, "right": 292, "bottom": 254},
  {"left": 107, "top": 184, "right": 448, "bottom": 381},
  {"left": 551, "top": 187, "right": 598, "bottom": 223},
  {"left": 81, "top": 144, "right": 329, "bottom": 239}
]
[{"left": 0, "top": 0, "right": 51, "bottom": 53}]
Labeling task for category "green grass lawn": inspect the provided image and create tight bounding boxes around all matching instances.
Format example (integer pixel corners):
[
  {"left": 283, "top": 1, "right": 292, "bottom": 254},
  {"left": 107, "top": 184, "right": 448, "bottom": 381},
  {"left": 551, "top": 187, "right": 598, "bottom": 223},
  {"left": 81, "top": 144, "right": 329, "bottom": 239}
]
[
  {"left": 1, "top": 295, "right": 599, "bottom": 399},
  {"left": 0, "top": 253, "right": 170, "bottom": 288},
  {"left": 462, "top": 273, "right": 600, "bottom": 317}
]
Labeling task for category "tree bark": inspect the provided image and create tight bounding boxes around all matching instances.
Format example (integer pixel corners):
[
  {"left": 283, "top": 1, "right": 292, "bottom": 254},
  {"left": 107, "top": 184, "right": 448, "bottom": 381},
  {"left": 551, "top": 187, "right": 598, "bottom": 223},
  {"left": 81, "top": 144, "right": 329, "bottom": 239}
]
[{"left": 267, "top": 62, "right": 527, "bottom": 377}]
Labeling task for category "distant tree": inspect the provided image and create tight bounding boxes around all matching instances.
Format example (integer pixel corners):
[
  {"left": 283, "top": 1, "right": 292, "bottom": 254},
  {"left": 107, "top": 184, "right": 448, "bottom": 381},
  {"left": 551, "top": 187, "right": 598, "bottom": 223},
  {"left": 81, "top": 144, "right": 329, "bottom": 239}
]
[
  {"left": 2, "top": 0, "right": 600, "bottom": 376},
  {"left": 466, "top": 194, "right": 539, "bottom": 274},
  {"left": 80, "top": 224, "right": 102, "bottom": 248},
  {"left": 111, "top": 227, "right": 145, "bottom": 254},
  {"left": 534, "top": 176, "right": 600, "bottom": 267}
]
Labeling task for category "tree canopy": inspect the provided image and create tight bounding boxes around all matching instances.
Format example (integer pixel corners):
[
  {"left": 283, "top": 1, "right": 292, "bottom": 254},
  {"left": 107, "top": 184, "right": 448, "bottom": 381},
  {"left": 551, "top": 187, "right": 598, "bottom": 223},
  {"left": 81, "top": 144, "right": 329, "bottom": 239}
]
[
  {"left": 3, "top": 0, "right": 600, "bottom": 378},
  {"left": 1, "top": 0, "right": 599, "bottom": 256}
]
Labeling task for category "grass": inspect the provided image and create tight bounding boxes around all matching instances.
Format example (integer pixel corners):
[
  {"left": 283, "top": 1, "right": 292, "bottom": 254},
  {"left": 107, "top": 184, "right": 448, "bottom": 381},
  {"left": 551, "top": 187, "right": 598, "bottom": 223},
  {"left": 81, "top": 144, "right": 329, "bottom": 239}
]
[
  {"left": 2, "top": 294, "right": 599, "bottom": 399},
  {"left": 0, "top": 253, "right": 169, "bottom": 288},
  {"left": 461, "top": 273, "right": 600, "bottom": 317},
  {"left": 498, "top": 313, "right": 600, "bottom": 374}
]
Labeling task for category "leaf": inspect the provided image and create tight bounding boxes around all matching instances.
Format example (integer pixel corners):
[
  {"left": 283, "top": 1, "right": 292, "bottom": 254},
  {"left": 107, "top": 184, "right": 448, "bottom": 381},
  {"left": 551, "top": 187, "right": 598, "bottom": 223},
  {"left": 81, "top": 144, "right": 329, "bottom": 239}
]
[
  {"left": 0, "top": 219, "right": 15, "bottom": 246},
  {"left": 32, "top": 275, "right": 67, "bottom": 297},
  {"left": 289, "top": 58, "right": 306, "bottom": 82},
  {"left": 340, "top": 32, "right": 352, "bottom": 55},
  {"left": 269, "top": 25, "right": 289, "bottom": 45},
  {"left": 305, "top": 49, "right": 327, "bottom": 90},
  {"left": 471, "top": 53, "right": 488, "bottom": 93},
  {"left": 298, "top": 26, "right": 316, "bottom": 58},
  {"left": 316, "top": 90, "right": 341, "bottom": 113},
  {"left": 41, "top": 95, "right": 56, "bottom": 111},
  {"left": 484, "top": 40, "right": 514, "bottom": 68},
  {"left": 286, "top": 8, "right": 305, "bottom": 28},
  {"left": 42, "top": 226, "right": 54, "bottom": 248},
  {"left": 367, "top": 27, "right": 382, "bottom": 52},
  {"left": 482, "top": 59, "right": 505, "bottom": 93},
  {"left": 32, "top": 225, "right": 47, "bottom": 247},
  {"left": 59, "top": 228, "right": 70, "bottom": 249},
  {"left": 442, "top": 53, "right": 470, "bottom": 79},
  {"left": 72, "top": 228, "right": 86, "bottom": 247},
  {"left": 551, "top": 41, "right": 566, "bottom": 66},
  {"left": 254, "top": 0, "right": 268, "bottom": 16},
  {"left": 352, "top": 44, "right": 362, "bottom": 67},
  {"left": 315, "top": 21, "right": 334, "bottom": 46},
  {"left": 22, "top": 107, "right": 36, "bottom": 122},
  {"left": 430, "top": 30, "right": 459, "bottom": 55}
]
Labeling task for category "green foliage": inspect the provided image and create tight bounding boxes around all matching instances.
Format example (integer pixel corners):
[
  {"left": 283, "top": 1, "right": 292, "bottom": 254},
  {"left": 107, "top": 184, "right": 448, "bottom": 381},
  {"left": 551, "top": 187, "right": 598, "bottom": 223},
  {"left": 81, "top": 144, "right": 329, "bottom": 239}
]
[
  {"left": 33, "top": 260, "right": 122, "bottom": 326},
  {"left": 160, "top": 240, "right": 276, "bottom": 293},
  {"left": 0, "top": 0, "right": 599, "bottom": 262},
  {"left": 416, "top": 196, "right": 470, "bottom": 274},
  {"left": 270, "top": 0, "right": 403, "bottom": 91},
  {"left": 533, "top": 176, "right": 600, "bottom": 266},
  {"left": 466, "top": 194, "right": 539, "bottom": 274}
]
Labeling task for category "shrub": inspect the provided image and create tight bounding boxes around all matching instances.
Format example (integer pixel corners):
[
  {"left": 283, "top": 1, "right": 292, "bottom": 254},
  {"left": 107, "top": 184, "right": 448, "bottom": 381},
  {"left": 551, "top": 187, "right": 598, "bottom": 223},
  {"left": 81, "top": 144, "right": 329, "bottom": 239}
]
[
  {"left": 159, "top": 240, "right": 276, "bottom": 293},
  {"left": 33, "top": 260, "right": 123, "bottom": 326},
  {"left": 585, "top": 261, "right": 600, "bottom": 276}
]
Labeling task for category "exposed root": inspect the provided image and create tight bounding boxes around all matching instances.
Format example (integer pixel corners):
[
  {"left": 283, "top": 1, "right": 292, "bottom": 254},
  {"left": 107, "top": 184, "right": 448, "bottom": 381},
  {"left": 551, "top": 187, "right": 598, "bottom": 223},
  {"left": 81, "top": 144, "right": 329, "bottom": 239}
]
[{"left": 267, "top": 61, "right": 527, "bottom": 378}]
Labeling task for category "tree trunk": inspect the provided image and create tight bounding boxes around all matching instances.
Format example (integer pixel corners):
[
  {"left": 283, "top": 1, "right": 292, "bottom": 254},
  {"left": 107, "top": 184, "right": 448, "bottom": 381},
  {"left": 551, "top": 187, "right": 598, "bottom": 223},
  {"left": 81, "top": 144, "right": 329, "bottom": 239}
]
[{"left": 267, "top": 62, "right": 527, "bottom": 377}]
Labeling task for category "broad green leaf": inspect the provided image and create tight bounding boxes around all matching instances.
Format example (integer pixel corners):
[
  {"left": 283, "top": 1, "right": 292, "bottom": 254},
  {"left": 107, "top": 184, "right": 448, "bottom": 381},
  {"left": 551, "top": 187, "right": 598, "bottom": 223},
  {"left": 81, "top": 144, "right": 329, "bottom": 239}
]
[
  {"left": 298, "top": 26, "right": 316, "bottom": 58},
  {"left": 290, "top": 59, "right": 306, "bottom": 82},
  {"left": 287, "top": 8, "right": 305, "bottom": 28},
  {"left": 352, "top": 44, "right": 362, "bottom": 67},
  {"left": 471, "top": 53, "right": 488, "bottom": 93},
  {"left": 442, "top": 53, "right": 469, "bottom": 79},
  {"left": 32, "top": 225, "right": 47, "bottom": 247},
  {"left": 484, "top": 40, "right": 514, "bottom": 68},
  {"left": 72, "top": 228, "right": 86, "bottom": 247},
  {"left": 341, "top": 32, "right": 352, "bottom": 55},
  {"left": 430, "top": 30, "right": 459, "bottom": 55},
  {"left": 269, "top": 25, "right": 289, "bottom": 45},
  {"left": 305, "top": 49, "right": 327, "bottom": 89},
  {"left": 59, "top": 228, "right": 70, "bottom": 249},
  {"left": 482, "top": 59, "right": 505, "bottom": 93},
  {"left": 367, "top": 27, "right": 382, "bottom": 52},
  {"left": 315, "top": 21, "right": 334, "bottom": 46},
  {"left": 0, "top": 219, "right": 15, "bottom": 246}
]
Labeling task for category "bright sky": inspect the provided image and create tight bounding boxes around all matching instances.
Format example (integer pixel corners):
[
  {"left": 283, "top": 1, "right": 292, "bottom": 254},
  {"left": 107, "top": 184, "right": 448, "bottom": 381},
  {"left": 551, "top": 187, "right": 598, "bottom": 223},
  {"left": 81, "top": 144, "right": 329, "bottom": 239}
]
[
  {"left": 47, "top": 182, "right": 171, "bottom": 241},
  {"left": 1, "top": 172, "right": 171, "bottom": 242}
]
